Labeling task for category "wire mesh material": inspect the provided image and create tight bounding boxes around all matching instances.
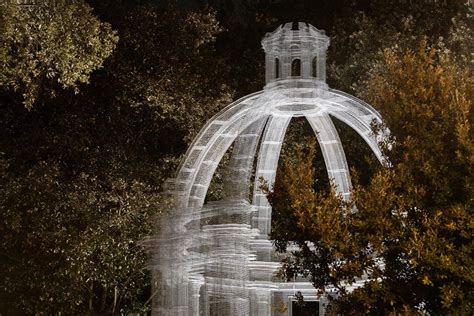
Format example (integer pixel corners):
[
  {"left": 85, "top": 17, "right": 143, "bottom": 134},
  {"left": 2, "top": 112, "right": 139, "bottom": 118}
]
[{"left": 150, "top": 22, "right": 386, "bottom": 316}]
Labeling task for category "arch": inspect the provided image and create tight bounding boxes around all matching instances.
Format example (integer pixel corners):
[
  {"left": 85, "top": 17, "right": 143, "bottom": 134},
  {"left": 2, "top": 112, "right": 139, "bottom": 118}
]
[
  {"left": 326, "top": 110, "right": 383, "bottom": 164},
  {"left": 176, "top": 91, "right": 263, "bottom": 174},
  {"left": 173, "top": 91, "right": 264, "bottom": 210},
  {"left": 251, "top": 114, "right": 292, "bottom": 239},
  {"left": 305, "top": 113, "right": 351, "bottom": 199},
  {"left": 187, "top": 110, "right": 269, "bottom": 210},
  {"left": 311, "top": 90, "right": 385, "bottom": 163},
  {"left": 274, "top": 58, "right": 280, "bottom": 79},
  {"left": 223, "top": 116, "right": 269, "bottom": 200},
  {"left": 312, "top": 56, "right": 318, "bottom": 77},
  {"left": 290, "top": 44, "right": 300, "bottom": 51},
  {"left": 291, "top": 59, "right": 301, "bottom": 76},
  {"left": 324, "top": 89, "right": 387, "bottom": 164}
]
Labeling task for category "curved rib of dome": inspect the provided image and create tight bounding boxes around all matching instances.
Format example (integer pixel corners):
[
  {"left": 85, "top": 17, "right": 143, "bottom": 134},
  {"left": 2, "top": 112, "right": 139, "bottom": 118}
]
[{"left": 150, "top": 22, "right": 387, "bottom": 316}]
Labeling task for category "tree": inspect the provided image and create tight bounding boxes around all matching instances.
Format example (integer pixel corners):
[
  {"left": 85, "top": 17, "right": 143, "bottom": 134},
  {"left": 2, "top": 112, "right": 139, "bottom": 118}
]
[
  {"left": 268, "top": 40, "right": 473, "bottom": 314},
  {"left": 0, "top": 158, "right": 161, "bottom": 314},
  {"left": 0, "top": 0, "right": 118, "bottom": 109},
  {"left": 0, "top": 1, "right": 231, "bottom": 313},
  {"left": 105, "top": 3, "right": 233, "bottom": 143},
  {"left": 327, "top": 0, "right": 469, "bottom": 92}
]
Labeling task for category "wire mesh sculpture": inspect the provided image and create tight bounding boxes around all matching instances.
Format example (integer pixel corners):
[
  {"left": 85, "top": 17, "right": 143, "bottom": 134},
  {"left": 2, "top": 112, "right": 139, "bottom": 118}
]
[{"left": 150, "top": 22, "right": 385, "bottom": 316}]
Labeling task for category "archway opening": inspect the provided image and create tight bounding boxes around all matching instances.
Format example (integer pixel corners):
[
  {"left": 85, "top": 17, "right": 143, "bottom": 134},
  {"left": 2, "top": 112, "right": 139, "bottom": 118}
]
[
  {"left": 276, "top": 116, "right": 330, "bottom": 194},
  {"left": 275, "top": 58, "right": 280, "bottom": 78},
  {"left": 291, "top": 59, "right": 301, "bottom": 77},
  {"left": 312, "top": 57, "right": 318, "bottom": 77}
]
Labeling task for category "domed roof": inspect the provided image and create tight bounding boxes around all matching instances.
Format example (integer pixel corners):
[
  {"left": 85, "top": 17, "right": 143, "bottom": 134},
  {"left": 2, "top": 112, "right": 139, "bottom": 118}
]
[{"left": 151, "top": 22, "right": 387, "bottom": 316}]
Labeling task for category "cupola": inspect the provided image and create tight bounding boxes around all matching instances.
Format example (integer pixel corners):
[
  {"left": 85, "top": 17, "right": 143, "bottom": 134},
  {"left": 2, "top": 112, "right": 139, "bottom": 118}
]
[{"left": 262, "top": 22, "right": 329, "bottom": 88}]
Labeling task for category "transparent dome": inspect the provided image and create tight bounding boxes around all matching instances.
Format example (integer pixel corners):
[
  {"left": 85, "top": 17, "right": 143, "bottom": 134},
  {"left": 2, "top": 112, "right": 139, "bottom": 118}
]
[{"left": 150, "top": 22, "right": 386, "bottom": 316}]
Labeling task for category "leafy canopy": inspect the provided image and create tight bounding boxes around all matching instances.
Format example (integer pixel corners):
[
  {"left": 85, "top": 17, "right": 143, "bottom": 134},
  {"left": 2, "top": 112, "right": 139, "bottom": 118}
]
[
  {"left": 0, "top": 1, "right": 230, "bottom": 314},
  {"left": 0, "top": 0, "right": 118, "bottom": 109}
]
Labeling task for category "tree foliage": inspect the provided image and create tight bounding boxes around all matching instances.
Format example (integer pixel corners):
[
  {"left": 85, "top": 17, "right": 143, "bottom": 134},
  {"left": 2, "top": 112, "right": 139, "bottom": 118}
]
[
  {"left": 0, "top": 1, "right": 230, "bottom": 313},
  {"left": 0, "top": 159, "right": 160, "bottom": 313},
  {"left": 268, "top": 40, "right": 473, "bottom": 314},
  {"left": 327, "top": 0, "right": 470, "bottom": 92},
  {"left": 0, "top": 0, "right": 118, "bottom": 109},
  {"left": 106, "top": 3, "right": 233, "bottom": 143}
]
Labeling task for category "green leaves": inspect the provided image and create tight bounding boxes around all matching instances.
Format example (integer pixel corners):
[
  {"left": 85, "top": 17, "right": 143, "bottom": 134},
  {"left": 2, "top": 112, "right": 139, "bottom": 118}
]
[
  {"left": 0, "top": 159, "right": 161, "bottom": 313},
  {"left": 0, "top": 0, "right": 118, "bottom": 109},
  {"left": 108, "top": 3, "right": 233, "bottom": 143},
  {"left": 0, "top": 2, "right": 232, "bottom": 313}
]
